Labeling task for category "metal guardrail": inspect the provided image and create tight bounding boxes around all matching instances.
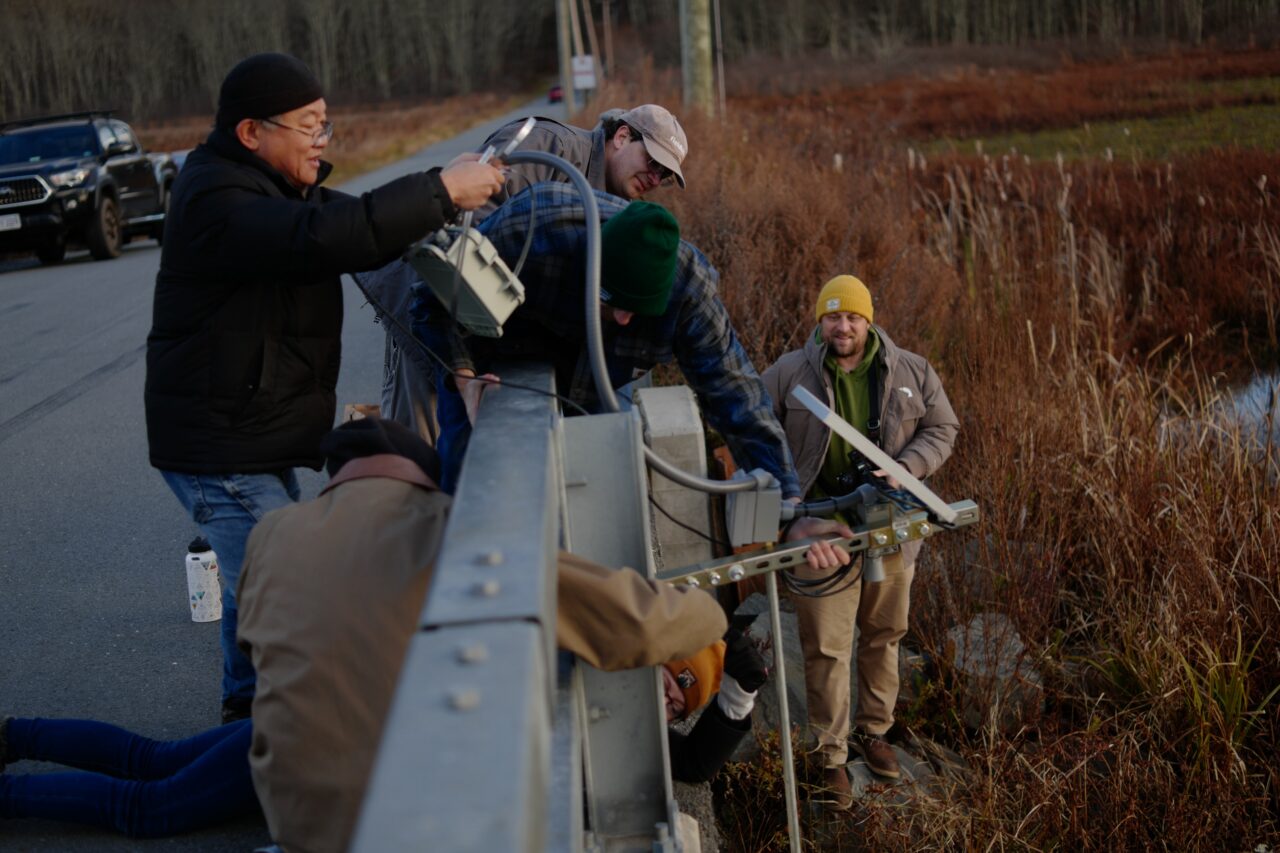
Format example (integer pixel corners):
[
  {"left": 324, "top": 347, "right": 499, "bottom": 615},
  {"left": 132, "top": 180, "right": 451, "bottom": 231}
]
[
  {"left": 351, "top": 363, "right": 566, "bottom": 852},
  {"left": 354, "top": 361, "right": 695, "bottom": 852}
]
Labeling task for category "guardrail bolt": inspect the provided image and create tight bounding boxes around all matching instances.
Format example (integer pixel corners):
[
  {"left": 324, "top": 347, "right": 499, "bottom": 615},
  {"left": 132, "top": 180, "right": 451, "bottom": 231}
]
[
  {"left": 919, "top": 523, "right": 932, "bottom": 537},
  {"left": 728, "top": 563, "right": 746, "bottom": 581},
  {"left": 457, "top": 643, "right": 489, "bottom": 664},
  {"left": 873, "top": 532, "right": 889, "bottom": 545},
  {"left": 708, "top": 571, "right": 722, "bottom": 586},
  {"left": 447, "top": 688, "right": 481, "bottom": 711}
]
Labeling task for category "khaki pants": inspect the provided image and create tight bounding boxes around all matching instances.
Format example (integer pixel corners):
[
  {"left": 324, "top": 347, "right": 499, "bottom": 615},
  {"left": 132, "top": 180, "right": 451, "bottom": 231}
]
[{"left": 793, "top": 551, "right": 913, "bottom": 768}]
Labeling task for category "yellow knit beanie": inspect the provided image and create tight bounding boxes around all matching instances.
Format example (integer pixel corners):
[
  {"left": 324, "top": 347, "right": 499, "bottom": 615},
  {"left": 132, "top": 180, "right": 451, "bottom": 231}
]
[
  {"left": 663, "top": 640, "right": 725, "bottom": 719},
  {"left": 815, "top": 275, "right": 873, "bottom": 323}
]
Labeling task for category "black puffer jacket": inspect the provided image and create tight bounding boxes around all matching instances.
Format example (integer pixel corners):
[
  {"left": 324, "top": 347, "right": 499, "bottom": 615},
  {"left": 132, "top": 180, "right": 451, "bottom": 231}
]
[{"left": 146, "top": 128, "right": 456, "bottom": 473}]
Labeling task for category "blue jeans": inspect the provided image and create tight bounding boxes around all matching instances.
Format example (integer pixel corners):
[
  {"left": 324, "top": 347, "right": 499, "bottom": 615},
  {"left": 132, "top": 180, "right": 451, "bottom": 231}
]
[
  {"left": 433, "top": 369, "right": 470, "bottom": 494},
  {"left": 0, "top": 717, "right": 256, "bottom": 837},
  {"left": 161, "top": 469, "right": 301, "bottom": 704}
]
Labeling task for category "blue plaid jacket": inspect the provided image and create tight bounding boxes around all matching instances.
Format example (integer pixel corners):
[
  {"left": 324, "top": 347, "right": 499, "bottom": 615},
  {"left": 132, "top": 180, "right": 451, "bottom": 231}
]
[{"left": 414, "top": 183, "right": 799, "bottom": 498}]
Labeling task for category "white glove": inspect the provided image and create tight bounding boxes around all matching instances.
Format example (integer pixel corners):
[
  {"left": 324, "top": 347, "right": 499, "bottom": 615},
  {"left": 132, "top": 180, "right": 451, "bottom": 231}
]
[{"left": 716, "top": 673, "right": 756, "bottom": 721}]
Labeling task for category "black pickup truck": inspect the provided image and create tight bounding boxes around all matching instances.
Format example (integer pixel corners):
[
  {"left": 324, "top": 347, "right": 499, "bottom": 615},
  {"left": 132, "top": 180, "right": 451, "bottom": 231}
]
[{"left": 0, "top": 111, "right": 177, "bottom": 264}]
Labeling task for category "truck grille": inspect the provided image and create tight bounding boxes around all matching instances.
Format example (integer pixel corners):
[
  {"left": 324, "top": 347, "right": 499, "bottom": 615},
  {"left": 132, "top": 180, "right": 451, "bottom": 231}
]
[{"left": 0, "top": 176, "right": 52, "bottom": 208}]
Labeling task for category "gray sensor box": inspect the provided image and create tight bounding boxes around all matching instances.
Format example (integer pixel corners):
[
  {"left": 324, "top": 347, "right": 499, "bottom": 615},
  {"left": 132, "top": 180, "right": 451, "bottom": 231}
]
[{"left": 408, "top": 229, "right": 525, "bottom": 338}]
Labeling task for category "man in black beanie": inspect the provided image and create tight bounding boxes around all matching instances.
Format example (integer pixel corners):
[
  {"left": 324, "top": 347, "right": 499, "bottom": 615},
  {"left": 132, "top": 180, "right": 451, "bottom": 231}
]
[{"left": 144, "top": 52, "right": 504, "bottom": 723}]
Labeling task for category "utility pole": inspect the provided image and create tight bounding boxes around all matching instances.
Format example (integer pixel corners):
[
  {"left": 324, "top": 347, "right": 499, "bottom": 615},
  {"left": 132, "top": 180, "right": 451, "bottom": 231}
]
[
  {"left": 713, "top": 0, "right": 726, "bottom": 117},
  {"left": 602, "top": 0, "right": 614, "bottom": 77},
  {"left": 679, "top": 0, "right": 715, "bottom": 116},
  {"left": 580, "top": 0, "right": 604, "bottom": 83},
  {"left": 556, "top": 0, "right": 577, "bottom": 114}
]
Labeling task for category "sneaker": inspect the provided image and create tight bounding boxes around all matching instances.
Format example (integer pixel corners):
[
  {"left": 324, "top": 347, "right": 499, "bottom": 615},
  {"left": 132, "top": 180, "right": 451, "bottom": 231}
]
[
  {"left": 819, "top": 765, "right": 854, "bottom": 811},
  {"left": 221, "top": 696, "right": 252, "bottom": 724},
  {"left": 851, "top": 730, "right": 901, "bottom": 779}
]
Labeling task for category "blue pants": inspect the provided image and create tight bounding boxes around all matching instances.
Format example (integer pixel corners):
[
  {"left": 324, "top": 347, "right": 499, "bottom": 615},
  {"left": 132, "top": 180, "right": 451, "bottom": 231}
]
[
  {"left": 0, "top": 717, "right": 256, "bottom": 837},
  {"left": 433, "top": 369, "right": 471, "bottom": 494},
  {"left": 161, "top": 470, "right": 301, "bottom": 704}
]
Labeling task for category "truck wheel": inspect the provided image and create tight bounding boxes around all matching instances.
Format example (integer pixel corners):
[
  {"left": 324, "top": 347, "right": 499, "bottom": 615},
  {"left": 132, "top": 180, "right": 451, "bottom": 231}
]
[
  {"left": 36, "top": 239, "right": 67, "bottom": 265},
  {"left": 87, "top": 196, "right": 123, "bottom": 260}
]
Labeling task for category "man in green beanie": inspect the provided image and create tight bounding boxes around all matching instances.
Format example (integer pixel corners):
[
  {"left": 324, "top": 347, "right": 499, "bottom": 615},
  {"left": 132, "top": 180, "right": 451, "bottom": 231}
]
[{"left": 412, "top": 184, "right": 800, "bottom": 497}]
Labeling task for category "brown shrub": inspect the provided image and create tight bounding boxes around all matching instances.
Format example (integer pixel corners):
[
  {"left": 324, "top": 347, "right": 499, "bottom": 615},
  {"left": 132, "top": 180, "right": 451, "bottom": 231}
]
[{"left": 586, "top": 49, "right": 1280, "bottom": 850}]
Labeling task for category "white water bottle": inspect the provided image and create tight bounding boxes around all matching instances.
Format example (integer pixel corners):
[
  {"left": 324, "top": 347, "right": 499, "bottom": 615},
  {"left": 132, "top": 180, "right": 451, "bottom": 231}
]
[{"left": 185, "top": 537, "right": 223, "bottom": 623}]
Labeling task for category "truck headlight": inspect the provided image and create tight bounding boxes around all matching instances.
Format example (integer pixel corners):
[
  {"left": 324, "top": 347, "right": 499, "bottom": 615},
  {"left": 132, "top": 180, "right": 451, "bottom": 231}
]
[{"left": 49, "top": 167, "right": 92, "bottom": 188}]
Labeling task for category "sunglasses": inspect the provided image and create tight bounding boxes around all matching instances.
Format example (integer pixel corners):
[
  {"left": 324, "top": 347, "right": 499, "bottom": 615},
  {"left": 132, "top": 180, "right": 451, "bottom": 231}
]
[{"left": 630, "top": 132, "right": 676, "bottom": 186}]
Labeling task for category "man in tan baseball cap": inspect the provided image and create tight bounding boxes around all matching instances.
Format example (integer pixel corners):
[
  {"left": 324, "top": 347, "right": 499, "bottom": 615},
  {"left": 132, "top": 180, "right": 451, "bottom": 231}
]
[
  {"left": 613, "top": 103, "right": 688, "bottom": 191},
  {"left": 474, "top": 103, "right": 688, "bottom": 220}
]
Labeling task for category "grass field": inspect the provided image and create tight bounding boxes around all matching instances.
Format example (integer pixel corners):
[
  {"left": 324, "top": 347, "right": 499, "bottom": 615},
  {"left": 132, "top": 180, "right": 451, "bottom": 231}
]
[{"left": 929, "top": 101, "right": 1280, "bottom": 159}]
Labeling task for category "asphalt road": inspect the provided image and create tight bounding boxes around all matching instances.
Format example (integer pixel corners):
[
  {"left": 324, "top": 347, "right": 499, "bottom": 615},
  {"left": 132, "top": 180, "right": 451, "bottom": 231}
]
[{"left": 0, "top": 97, "right": 564, "bottom": 852}]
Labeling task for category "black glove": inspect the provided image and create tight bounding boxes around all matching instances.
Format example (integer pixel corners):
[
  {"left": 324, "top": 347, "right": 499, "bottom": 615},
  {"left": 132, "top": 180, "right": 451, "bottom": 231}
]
[{"left": 722, "top": 626, "right": 768, "bottom": 693}]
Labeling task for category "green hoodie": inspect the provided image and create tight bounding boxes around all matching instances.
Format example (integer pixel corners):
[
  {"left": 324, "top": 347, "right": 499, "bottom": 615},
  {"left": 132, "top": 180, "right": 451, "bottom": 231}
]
[{"left": 814, "top": 327, "right": 880, "bottom": 513}]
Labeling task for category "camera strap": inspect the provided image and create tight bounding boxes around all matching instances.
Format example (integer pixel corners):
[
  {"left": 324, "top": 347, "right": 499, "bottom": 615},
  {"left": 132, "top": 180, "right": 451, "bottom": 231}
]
[{"left": 866, "top": 356, "right": 882, "bottom": 449}]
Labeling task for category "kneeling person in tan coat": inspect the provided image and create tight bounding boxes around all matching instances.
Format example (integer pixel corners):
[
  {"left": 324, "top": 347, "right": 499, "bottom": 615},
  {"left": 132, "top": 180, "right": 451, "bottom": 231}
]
[{"left": 236, "top": 418, "right": 729, "bottom": 853}]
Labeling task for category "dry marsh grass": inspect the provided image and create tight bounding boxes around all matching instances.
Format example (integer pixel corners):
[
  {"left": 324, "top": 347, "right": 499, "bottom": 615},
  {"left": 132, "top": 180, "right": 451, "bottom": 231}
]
[{"left": 592, "top": 48, "right": 1280, "bottom": 850}]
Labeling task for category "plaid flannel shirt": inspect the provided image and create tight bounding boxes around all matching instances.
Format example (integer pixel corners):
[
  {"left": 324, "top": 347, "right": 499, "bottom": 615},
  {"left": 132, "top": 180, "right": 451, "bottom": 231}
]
[{"left": 414, "top": 182, "right": 799, "bottom": 498}]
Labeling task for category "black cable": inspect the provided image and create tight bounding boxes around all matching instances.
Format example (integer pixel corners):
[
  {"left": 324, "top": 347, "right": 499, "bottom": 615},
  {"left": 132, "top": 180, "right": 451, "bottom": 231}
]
[
  {"left": 780, "top": 553, "right": 864, "bottom": 599},
  {"left": 648, "top": 493, "right": 732, "bottom": 550}
]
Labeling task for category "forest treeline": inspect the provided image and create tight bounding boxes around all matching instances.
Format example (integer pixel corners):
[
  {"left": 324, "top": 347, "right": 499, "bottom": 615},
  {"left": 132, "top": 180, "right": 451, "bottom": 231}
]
[{"left": 2, "top": 0, "right": 1277, "bottom": 122}]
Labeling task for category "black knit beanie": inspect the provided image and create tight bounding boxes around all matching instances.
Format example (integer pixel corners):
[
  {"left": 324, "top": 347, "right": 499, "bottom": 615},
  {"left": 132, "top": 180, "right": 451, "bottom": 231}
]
[
  {"left": 319, "top": 418, "right": 441, "bottom": 484},
  {"left": 215, "top": 52, "right": 324, "bottom": 130}
]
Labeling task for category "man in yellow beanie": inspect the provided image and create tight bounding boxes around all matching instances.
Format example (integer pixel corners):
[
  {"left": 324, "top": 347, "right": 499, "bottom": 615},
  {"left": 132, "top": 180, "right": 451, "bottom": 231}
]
[{"left": 762, "top": 275, "right": 958, "bottom": 808}]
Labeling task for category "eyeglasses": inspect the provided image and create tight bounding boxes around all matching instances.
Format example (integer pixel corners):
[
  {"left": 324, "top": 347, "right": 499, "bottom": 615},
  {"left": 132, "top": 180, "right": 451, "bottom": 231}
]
[
  {"left": 630, "top": 132, "right": 676, "bottom": 186},
  {"left": 262, "top": 118, "right": 334, "bottom": 146}
]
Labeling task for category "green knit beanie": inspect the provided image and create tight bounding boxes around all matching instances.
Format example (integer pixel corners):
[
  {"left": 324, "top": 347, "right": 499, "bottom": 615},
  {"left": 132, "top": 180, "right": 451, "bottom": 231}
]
[{"left": 600, "top": 201, "right": 679, "bottom": 316}]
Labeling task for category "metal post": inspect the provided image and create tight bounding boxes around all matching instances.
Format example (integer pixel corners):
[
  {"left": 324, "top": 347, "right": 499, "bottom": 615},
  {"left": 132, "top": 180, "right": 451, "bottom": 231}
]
[
  {"left": 678, "top": 0, "right": 714, "bottom": 116},
  {"left": 557, "top": 0, "right": 578, "bottom": 114},
  {"left": 712, "top": 0, "right": 727, "bottom": 118},
  {"left": 766, "top": 571, "right": 803, "bottom": 853}
]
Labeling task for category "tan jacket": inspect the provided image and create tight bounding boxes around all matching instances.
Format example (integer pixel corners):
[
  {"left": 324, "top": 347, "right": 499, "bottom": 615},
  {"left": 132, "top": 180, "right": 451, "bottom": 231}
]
[
  {"left": 762, "top": 326, "right": 959, "bottom": 561},
  {"left": 237, "top": 455, "right": 723, "bottom": 853}
]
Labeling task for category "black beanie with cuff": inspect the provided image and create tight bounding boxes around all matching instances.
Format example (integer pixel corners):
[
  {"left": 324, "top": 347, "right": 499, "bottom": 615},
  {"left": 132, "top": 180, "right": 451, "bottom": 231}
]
[{"left": 215, "top": 52, "right": 324, "bottom": 130}]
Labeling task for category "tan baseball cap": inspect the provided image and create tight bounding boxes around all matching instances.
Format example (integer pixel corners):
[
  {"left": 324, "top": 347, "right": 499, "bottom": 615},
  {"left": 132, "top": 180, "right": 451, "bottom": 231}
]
[{"left": 620, "top": 104, "right": 688, "bottom": 189}]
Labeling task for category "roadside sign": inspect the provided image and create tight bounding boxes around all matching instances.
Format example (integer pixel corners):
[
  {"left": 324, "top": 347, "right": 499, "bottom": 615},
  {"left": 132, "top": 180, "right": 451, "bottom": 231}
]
[{"left": 572, "top": 55, "right": 597, "bottom": 90}]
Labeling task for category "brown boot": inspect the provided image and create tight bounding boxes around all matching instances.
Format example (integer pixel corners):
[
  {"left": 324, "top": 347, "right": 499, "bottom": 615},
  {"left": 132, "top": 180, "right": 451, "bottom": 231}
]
[
  {"left": 820, "top": 765, "right": 854, "bottom": 811},
  {"left": 851, "top": 730, "right": 901, "bottom": 779},
  {"left": 849, "top": 727, "right": 901, "bottom": 773}
]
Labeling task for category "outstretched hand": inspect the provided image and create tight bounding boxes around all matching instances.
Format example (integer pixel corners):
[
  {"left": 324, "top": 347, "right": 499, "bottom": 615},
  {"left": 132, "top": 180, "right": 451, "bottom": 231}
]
[
  {"left": 439, "top": 159, "right": 505, "bottom": 210},
  {"left": 783, "top": 517, "right": 855, "bottom": 571},
  {"left": 722, "top": 626, "right": 768, "bottom": 693},
  {"left": 457, "top": 371, "right": 500, "bottom": 425}
]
